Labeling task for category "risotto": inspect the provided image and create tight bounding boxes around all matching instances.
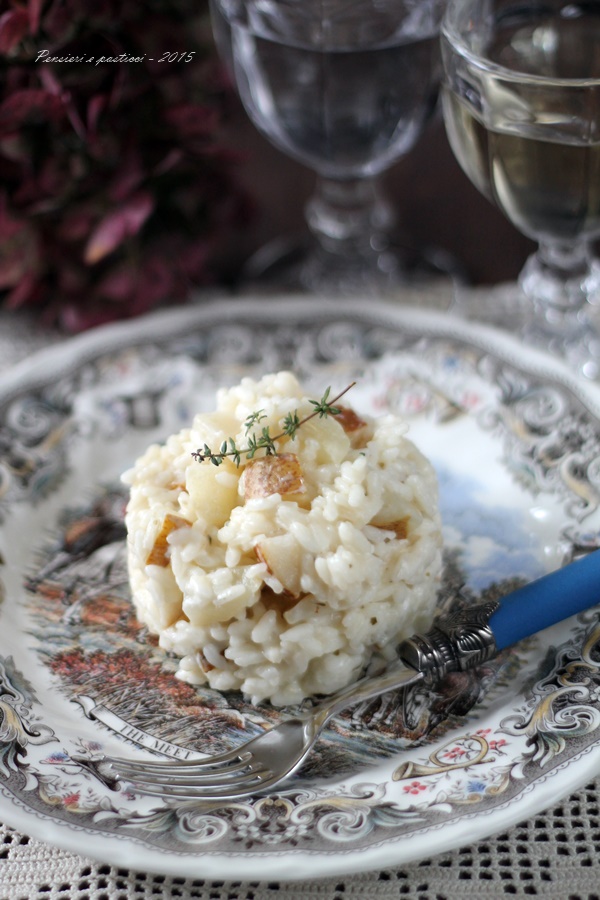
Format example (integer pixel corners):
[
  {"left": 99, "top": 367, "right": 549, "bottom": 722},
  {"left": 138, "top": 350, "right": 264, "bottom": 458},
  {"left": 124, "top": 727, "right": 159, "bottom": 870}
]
[{"left": 123, "top": 372, "right": 442, "bottom": 706}]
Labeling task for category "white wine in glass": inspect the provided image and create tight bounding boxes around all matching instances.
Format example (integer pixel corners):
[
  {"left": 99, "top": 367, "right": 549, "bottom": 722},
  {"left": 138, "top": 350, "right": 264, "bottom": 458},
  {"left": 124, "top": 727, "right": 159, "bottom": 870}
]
[{"left": 441, "top": 0, "right": 600, "bottom": 377}]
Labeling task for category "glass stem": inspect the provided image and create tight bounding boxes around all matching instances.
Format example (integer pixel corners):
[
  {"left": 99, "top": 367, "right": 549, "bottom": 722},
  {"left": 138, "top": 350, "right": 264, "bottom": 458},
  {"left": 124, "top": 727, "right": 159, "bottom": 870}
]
[
  {"left": 305, "top": 176, "right": 395, "bottom": 258},
  {"left": 521, "top": 239, "right": 598, "bottom": 317}
]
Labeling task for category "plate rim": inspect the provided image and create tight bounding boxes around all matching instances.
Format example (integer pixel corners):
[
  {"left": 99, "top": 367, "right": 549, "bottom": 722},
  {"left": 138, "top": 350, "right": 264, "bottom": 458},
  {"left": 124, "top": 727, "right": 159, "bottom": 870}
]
[{"left": 3, "top": 293, "right": 600, "bottom": 412}]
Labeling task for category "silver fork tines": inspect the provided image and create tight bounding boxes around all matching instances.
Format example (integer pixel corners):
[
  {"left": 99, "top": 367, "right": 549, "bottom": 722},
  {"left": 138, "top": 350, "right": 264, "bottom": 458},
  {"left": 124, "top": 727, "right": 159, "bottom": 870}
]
[
  {"left": 97, "top": 664, "right": 425, "bottom": 802},
  {"left": 107, "top": 749, "right": 276, "bottom": 799}
]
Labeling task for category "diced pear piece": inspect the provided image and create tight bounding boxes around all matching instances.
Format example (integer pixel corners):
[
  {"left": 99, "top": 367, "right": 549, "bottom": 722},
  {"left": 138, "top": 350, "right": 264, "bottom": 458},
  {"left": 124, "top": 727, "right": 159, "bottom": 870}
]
[
  {"left": 186, "top": 458, "right": 240, "bottom": 528},
  {"left": 256, "top": 534, "right": 303, "bottom": 597},
  {"left": 146, "top": 514, "right": 190, "bottom": 567},
  {"left": 183, "top": 566, "right": 259, "bottom": 627},
  {"left": 185, "top": 594, "right": 249, "bottom": 627},
  {"left": 332, "top": 405, "right": 367, "bottom": 432},
  {"left": 299, "top": 414, "right": 350, "bottom": 465},
  {"left": 242, "top": 453, "right": 305, "bottom": 500},
  {"left": 333, "top": 405, "right": 371, "bottom": 447},
  {"left": 371, "top": 517, "right": 410, "bottom": 540}
]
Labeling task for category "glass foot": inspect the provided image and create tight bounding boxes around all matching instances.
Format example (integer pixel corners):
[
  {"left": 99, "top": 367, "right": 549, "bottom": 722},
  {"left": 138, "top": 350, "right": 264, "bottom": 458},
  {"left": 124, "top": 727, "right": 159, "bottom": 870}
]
[
  {"left": 454, "top": 280, "right": 600, "bottom": 381},
  {"left": 241, "top": 233, "right": 467, "bottom": 297},
  {"left": 521, "top": 307, "right": 600, "bottom": 381}
]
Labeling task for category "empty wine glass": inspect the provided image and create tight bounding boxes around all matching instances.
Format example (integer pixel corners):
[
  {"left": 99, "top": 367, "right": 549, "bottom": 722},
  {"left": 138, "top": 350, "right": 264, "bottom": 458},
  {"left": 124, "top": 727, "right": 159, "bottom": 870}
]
[
  {"left": 441, "top": 0, "right": 600, "bottom": 378},
  {"left": 210, "top": 0, "right": 446, "bottom": 294}
]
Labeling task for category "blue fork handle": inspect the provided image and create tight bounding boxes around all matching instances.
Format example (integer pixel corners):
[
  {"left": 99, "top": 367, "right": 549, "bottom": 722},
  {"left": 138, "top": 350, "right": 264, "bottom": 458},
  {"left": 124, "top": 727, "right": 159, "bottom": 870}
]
[{"left": 489, "top": 549, "right": 600, "bottom": 651}]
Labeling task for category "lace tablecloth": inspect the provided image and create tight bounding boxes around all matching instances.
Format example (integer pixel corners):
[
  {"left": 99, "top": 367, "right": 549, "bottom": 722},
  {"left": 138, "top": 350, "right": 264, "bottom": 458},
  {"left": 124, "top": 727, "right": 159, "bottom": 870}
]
[{"left": 0, "top": 302, "right": 599, "bottom": 900}]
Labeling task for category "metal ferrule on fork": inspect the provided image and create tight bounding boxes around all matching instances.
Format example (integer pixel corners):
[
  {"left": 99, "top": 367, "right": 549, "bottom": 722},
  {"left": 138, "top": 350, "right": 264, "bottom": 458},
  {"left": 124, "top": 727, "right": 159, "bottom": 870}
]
[{"left": 398, "top": 598, "right": 500, "bottom": 683}]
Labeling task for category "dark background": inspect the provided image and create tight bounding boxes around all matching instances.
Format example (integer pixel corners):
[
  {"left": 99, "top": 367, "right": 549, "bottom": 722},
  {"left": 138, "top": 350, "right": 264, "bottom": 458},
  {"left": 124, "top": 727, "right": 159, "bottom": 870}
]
[{"left": 217, "top": 98, "right": 536, "bottom": 286}]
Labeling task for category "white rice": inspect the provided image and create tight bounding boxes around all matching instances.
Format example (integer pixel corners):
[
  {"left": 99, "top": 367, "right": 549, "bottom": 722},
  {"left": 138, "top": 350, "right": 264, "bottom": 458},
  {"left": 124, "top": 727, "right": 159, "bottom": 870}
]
[{"left": 123, "top": 371, "right": 442, "bottom": 706}]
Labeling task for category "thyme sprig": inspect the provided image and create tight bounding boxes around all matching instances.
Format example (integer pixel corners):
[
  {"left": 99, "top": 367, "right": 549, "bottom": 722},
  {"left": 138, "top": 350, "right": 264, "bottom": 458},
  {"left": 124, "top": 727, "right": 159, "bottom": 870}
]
[{"left": 192, "top": 382, "right": 356, "bottom": 467}]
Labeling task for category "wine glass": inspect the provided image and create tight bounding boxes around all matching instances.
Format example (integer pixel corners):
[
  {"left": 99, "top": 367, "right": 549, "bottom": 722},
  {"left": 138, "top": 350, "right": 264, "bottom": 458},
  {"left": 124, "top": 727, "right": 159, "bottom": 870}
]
[
  {"left": 210, "top": 0, "right": 447, "bottom": 294},
  {"left": 441, "top": 0, "right": 600, "bottom": 378}
]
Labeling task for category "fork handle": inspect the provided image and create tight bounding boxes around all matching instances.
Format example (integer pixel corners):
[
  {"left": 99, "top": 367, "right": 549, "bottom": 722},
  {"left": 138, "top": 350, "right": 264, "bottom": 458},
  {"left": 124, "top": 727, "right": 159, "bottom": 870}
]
[
  {"left": 399, "top": 549, "right": 600, "bottom": 682},
  {"left": 488, "top": 549, "right": 600, "bottom": 650}
]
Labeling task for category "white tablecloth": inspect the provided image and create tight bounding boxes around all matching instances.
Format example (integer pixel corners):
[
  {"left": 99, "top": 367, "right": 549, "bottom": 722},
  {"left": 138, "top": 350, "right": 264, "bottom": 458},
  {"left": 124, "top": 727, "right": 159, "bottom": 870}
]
[{"left": 0, "top": 301, "right": 599, "bottom": 900}]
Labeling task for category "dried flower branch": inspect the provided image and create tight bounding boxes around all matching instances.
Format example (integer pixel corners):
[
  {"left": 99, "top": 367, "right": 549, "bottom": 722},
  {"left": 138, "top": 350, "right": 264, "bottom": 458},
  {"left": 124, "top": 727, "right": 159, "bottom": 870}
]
[
  {"left": 192, "top": 382, "right": 357, "bottom": 466},
  {"left": 0, "top": 1, "right": 249, "bottom": 331}
]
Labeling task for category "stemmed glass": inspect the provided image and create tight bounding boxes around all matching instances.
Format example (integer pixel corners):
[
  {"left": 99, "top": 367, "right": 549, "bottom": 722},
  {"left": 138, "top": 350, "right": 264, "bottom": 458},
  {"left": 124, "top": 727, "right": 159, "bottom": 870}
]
[
  {"left": 210, "top": 0, "right": 446, "bottom": 294},
  {"left": 441, "top": 0, "right": 600, "bottom": 378}
]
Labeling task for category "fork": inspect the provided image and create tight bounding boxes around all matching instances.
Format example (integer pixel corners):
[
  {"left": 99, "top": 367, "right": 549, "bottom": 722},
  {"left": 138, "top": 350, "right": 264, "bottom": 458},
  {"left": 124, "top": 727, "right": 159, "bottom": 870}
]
[{"left": 97, "top": 550, "right": 600, "bottom": 801}]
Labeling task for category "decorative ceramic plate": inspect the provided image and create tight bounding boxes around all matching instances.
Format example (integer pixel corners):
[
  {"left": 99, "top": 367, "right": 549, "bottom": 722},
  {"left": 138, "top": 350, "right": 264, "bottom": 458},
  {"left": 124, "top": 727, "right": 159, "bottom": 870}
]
[{"left": 2, "top": 296, "right": 600, "bottom": 880}]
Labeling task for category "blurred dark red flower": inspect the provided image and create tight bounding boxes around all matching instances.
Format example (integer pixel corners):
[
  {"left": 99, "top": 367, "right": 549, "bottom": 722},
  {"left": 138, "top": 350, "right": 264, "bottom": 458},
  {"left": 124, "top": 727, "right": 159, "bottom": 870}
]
[
  {"left": 0, "top": 0, "right": 249, "bottom": 330},
  {"left": 0, "top": 9, "right": 29, "bottom": 54}
]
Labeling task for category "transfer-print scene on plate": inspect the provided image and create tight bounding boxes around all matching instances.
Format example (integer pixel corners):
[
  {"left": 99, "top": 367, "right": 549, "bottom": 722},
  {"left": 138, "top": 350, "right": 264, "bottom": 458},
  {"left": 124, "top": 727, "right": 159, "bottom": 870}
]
[{"left": 1, "top": 312, "right": 600, "bottom": 853}]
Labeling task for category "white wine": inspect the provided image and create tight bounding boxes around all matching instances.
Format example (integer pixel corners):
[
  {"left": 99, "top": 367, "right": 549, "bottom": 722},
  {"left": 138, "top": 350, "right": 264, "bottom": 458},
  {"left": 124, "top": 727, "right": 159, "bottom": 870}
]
[
  {"left": 443, "top": 90, "right": 600, "bottom": 243},
  {"left": 442, "top": 7, "right": 600, "bottom": 243}
]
